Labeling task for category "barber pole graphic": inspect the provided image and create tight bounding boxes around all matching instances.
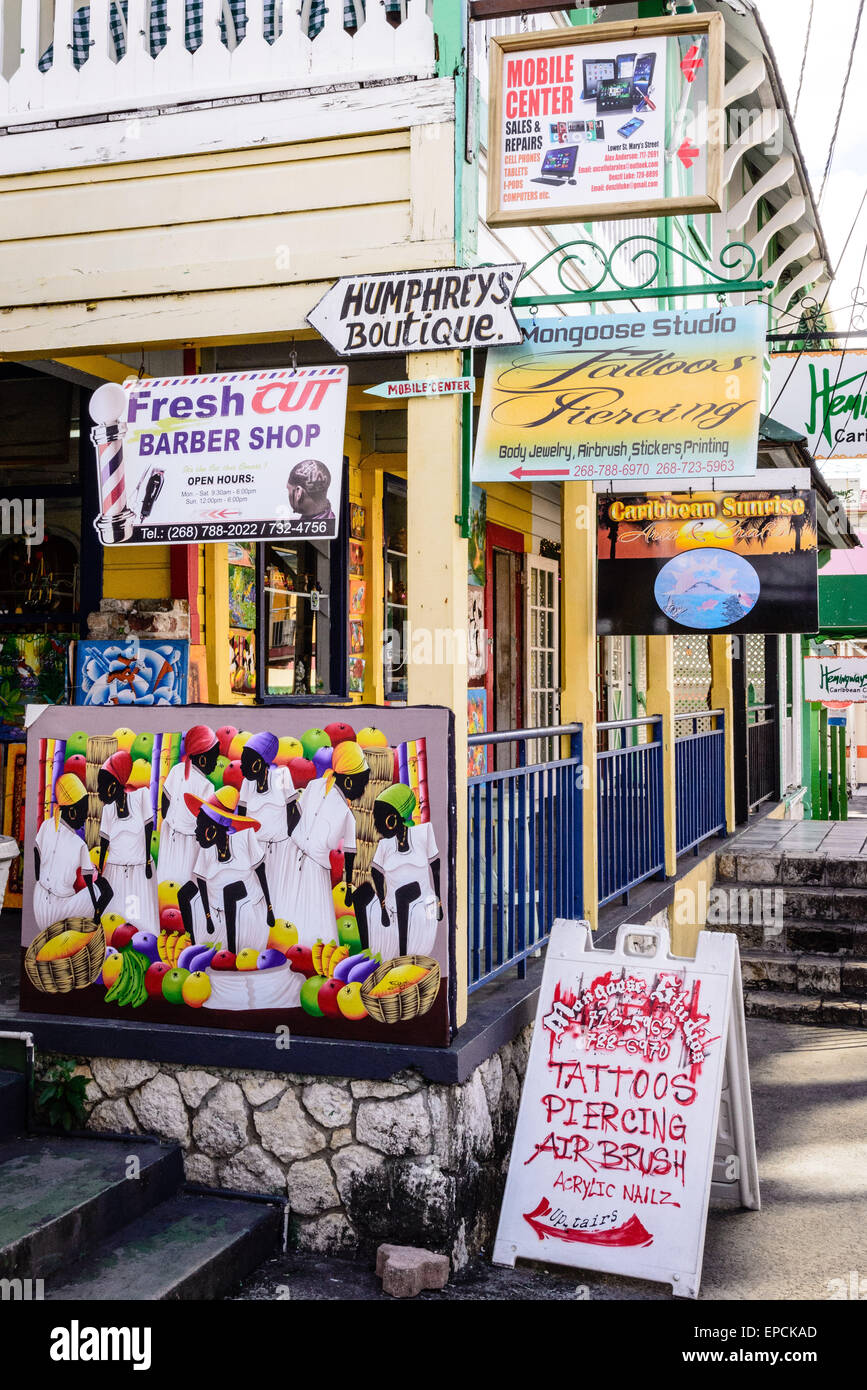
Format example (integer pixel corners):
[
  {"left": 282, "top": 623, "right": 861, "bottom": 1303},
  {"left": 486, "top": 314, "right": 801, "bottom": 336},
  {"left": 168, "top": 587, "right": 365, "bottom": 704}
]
[{"left": 89, "top": 382, "right": 136, "bottom": 544}]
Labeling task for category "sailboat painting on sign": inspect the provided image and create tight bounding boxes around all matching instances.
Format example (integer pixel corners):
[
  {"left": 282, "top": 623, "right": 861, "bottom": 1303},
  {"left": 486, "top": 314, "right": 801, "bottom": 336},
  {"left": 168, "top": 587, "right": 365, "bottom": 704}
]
[{"left": 654, "top": 550, "right": 760, "bottom": 630}]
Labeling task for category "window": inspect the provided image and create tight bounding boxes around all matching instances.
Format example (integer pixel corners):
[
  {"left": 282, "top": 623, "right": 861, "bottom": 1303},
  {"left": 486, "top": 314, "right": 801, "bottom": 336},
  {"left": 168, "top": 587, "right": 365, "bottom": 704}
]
[{"left": 383, "top": 475, "right": 408, "bottom": 701}]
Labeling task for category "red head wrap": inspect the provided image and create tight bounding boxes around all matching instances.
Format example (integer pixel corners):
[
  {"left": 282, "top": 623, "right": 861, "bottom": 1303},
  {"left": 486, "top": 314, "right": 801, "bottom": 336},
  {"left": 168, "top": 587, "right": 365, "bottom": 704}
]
[{"left": 183, "top": 725, "right": 218, "bottom": 778}]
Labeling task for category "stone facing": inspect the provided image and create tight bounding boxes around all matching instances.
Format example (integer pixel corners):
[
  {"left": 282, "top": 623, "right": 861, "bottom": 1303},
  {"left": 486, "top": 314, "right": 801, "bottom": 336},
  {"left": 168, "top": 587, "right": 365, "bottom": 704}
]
[{"left": 44, "top": 1026, "right": 533, "bottom": 1267}]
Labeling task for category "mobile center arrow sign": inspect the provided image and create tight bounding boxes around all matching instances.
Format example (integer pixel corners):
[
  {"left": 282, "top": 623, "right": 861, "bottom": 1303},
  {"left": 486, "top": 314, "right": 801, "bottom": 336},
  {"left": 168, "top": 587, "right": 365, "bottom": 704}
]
[{"left": 306, "top": 264, "right": 524, "bottom": 358}]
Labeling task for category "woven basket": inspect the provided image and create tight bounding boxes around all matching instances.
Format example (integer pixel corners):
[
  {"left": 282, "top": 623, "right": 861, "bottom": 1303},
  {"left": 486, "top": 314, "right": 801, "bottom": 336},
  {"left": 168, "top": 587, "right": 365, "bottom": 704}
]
[
  {"left": 85, "top": 792, "right": 104, "bottom": 851},
  {"left": 85, "top": 735, "right": 117, "bottom": 793},
  {"left": 360, "top": 953, "right": 440, "bottom": 1024},
  {"left": 350, "top": 748, "right": 395, "bottom": 887},
  {"left": 24, "top": 917, "right": 106, "bottom": 995}
]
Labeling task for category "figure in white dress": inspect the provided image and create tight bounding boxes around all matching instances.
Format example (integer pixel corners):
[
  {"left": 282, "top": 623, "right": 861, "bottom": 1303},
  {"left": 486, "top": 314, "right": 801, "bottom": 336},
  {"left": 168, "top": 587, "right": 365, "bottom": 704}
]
[
  {"left": 354, "top": 784, "right": 442, "bottom": 960},
  {"left": 97, "top": 750, "right": 159, "bottom": 932},
  {"left": 33, "top": 772, "right": 113, "bottom": 931},
  {"left": 176, "top": 785, "right": 274, "bottom": 954},
  {"left": 176, "top": 785, "right": 300, "bottom": 1012},
  {"left": 156, "top": 724, "right": 220, "bottom": 886},
  {"left": 283, "top": 740, "right": 370, "bottom": 947},
  {"left": 237, "top": 730, "right": 298, "bottom": 922}
]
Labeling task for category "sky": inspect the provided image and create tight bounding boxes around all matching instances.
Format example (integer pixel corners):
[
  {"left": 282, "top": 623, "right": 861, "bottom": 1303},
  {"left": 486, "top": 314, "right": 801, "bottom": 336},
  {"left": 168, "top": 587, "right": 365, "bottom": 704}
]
[{"left": 758, "top": 0, "right": 867, "bottom": 331}]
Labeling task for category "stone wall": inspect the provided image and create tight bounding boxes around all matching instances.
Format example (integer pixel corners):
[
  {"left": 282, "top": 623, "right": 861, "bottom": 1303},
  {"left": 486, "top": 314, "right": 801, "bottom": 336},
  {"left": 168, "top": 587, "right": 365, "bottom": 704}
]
[
  {"left": 86, "top": 598, "right": 190, "bottom": 641},
  {"left": 49, "top": 1027, "right": 533, "bottom": 1268}
]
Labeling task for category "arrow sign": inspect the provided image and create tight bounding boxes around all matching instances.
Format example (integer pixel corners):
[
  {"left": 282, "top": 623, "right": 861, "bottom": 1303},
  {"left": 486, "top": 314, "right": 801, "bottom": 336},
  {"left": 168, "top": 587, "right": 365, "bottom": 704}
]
[
  {"left": 306, "top": 264, "right": 524, "bottom": 358},
  {"left": 523, "top": 1199, "right": 654, "bottom": 1249},
  {"left": 680, "top": 44, "right": 704, "bottom": 83},
  {"left": 510, "top": 466, "right": 571, "bottom": 480},
  {"left": 364, "top": 377, "right": 474, "bottom": 400},
  {"left": 677, "top": 139, "right": 701, "bottom": 170}
]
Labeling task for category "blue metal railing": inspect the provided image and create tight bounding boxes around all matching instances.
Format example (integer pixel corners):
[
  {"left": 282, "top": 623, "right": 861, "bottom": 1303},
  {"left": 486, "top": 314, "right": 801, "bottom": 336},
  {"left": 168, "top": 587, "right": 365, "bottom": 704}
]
[
  {"left": 467, "top": 723, "right": 583, "bottom": 993},
  {"left": 597, "top": 717, "right": 665, "bottom": 906},
  {"left": 675, "top": 709, "right": 726, "bottom": 856}
]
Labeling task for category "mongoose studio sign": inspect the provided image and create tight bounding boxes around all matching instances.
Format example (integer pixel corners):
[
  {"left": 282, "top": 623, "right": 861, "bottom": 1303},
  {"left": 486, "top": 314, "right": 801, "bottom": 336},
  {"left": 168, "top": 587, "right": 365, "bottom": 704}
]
[{"left": 306, "top": 265, "right": 524, "bottom": 357}]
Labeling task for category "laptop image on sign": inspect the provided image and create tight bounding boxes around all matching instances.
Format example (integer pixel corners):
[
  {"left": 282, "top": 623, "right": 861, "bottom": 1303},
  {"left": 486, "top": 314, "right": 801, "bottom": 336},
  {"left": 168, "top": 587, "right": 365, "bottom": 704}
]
[{"left": 531, "top": 146, "right": 579, "bottom": 187}]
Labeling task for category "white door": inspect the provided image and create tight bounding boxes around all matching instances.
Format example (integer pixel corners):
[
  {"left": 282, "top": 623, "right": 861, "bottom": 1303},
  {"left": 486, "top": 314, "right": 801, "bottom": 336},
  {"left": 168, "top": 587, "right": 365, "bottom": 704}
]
[{"left": 525, "top": 554, "right": 560, "bottom": 764}]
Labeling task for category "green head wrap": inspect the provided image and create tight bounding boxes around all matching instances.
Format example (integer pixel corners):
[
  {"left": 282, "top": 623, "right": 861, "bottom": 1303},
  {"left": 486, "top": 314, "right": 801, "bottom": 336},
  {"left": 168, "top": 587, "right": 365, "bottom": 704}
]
[{"left": 376, "top": 783, "right": 417, "bottom": 827}]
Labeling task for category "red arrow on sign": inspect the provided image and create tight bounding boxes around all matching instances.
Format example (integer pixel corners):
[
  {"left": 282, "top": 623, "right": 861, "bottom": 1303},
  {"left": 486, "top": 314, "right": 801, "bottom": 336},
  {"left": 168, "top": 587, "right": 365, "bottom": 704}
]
[
  {"left": 677, "top": 139, "right": 701, "bottom": 170},
  {"left": 680, "top": 45, "right": 704, "bottom": 83},
  {"left": 510, "top": 466, "right": 572, "bottom": 480},
  {"left": 523, "top": 1197, "right": 654, "bottom": 1248},
  {"left": 204, "top": 509, "right": 241, "bottom": 519}
]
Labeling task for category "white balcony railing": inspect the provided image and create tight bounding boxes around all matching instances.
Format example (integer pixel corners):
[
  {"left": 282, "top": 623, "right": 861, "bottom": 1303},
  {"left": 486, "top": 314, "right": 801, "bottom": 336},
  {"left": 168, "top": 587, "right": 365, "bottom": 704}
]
[{"left": 0, "top": 0, "right": 435, "bottom": 127}]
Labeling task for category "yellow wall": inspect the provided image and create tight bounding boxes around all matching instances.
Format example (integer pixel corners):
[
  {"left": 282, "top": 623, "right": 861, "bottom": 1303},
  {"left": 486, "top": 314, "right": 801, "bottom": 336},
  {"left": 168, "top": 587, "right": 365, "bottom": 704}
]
[
  {"left": 102, "top": 544, "right": 172, "bottom": 602},
  {"left": 0, "top": 126, "right": 455, "bottom": 357},
  {"left": 484, "top": 482, "right": 561, "bottom": 552},
  {"left": 668, "top": 851, "right": 718, "bottom": 958}
]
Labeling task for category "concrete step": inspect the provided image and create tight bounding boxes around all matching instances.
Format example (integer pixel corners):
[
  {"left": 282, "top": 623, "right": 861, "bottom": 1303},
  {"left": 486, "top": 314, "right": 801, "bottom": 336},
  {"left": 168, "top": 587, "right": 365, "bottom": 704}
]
[
  {"left": 707, "top": 916, "right": 867, "bottom": 957},
  {"left": 45, "top": 1193, "right": 281, "bottom": 1302},
  {"left": 740, "top": 950, "right": 867, "bottom": 996},
  {"left": 717, "top": 850, "right": 867, "bottom": 889},
  {"left": 0, "top": 1070, "right": 26, "bottom": 1141},
  {"left": 711, "top": 882, "right": 867, "bottom": 925},
  {"left": 744, "top": 989, "right": 865, "bottom": 1029},
  {"left": 0, "top": 1136, "right": 183, "bottom": 1281}
]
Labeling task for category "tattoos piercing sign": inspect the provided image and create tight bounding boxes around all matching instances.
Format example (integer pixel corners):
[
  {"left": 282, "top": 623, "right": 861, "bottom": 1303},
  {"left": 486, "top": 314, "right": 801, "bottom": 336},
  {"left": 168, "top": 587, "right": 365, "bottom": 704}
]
[{"left": 493, "top": 921, "right": 759, "bottom": 1298}]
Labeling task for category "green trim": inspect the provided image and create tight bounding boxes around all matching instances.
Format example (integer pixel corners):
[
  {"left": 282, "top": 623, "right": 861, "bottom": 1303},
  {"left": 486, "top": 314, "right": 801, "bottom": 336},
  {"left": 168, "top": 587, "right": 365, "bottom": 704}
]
[{"left": 513, "top": 235, "right": 772, "bottom": 308}]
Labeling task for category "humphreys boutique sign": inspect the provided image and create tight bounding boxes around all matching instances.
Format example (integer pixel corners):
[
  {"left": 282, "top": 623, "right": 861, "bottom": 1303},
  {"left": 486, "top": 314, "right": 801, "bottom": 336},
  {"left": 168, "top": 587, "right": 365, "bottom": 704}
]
[
  {"left": 804, "top": 657, "right": 867, "bottom": 702},
  {"left": 88, "top": 369, "right": 348, "bottom": 545},
  {"left": 597, "top": 487, "right": 819, "bottom": 636},
  {"left": 769, "top": 351, "right": 867, "bottom": 460},
  {"left": 306, "top": 265, "right": 524, "bottom": 357},
  {"left": 473, "top": 306, "right": 765, "bottom": 485},
  {"left": 486, "top": 11, "right": 724, "bottom": 229}
]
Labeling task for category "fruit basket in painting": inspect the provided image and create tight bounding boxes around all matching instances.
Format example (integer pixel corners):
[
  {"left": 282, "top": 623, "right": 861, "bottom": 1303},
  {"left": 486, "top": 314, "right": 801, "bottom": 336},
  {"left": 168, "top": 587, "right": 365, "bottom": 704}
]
[
  {"left": 360, "top": 954, "right": 440, "bottom": 1024},
  {"left": 24, "top": 917, "right": 106, "bottom": 994}
]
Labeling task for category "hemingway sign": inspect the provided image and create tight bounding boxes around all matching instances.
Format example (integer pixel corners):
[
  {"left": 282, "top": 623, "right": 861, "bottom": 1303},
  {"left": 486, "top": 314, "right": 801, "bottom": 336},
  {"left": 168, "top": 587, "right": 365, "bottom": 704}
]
[
  {"left": 88, "top": 368, "right": 348, "bottom": 545},
  {"left": 804, "top": 657, "right": 867, "bottom": 702},
  {"left": 769, "top": 351, "right": 867, "bottom": 461},
  {"left": 473, "top": 306, "right": 765, "bottom": 484},
  {"left": 306, "top": 265, "right": 524, "bottom": 357}
]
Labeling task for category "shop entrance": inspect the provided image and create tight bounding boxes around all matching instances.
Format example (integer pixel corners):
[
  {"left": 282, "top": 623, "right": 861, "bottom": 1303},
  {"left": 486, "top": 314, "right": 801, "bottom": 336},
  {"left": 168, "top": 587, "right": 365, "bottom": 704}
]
[{"left": 485, "top": 523, "right": 524, "bottom": 771}]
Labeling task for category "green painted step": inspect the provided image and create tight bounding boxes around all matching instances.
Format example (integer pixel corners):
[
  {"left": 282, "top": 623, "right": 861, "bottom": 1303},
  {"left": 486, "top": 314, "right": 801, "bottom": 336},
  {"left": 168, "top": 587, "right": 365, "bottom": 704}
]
[
  {"left": 46, "top": 1194, "right": 281, "bottom": 1301},
  {"left": 0, "top": 1136, "right": 182, "bottom": 1281}
]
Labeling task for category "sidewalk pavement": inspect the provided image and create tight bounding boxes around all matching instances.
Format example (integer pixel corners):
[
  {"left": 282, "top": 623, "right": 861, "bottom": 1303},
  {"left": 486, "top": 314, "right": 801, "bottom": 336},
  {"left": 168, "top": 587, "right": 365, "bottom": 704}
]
[{"left": 232, "top": 1018, "right": 867, "bottom": 1301}]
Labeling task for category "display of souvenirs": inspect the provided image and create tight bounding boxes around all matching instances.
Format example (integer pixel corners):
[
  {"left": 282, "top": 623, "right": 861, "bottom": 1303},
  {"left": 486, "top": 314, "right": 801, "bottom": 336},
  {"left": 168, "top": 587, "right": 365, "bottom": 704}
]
[
  {"left": 349, "top": 504, "right": 366, "bottom": 540},
  {"left": 21, "top": 710, "right": 454, "bottom": 1045},
  {"left": 0, "top": 633, "right": 72, "bottom": 734}
]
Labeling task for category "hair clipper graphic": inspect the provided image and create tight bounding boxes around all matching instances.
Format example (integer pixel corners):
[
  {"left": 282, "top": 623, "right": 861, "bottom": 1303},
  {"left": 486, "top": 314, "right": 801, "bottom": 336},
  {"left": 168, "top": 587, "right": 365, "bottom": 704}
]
[
  {"left": 89, "top": 382, "right": 136, "bottom": 543},
  {"left": 130, "top": 464, "right": 166, "bottom": 523}
]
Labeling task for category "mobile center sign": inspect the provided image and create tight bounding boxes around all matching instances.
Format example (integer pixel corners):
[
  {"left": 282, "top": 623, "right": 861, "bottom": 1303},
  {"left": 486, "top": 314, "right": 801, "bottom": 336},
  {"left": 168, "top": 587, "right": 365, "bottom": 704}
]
[
  {"left": 472, "top": 306, "right": 765, "bottom": 485},
  {"left": 487, "top": 12, "right": 724, "bottom": 228},
  {"left": 88, "top": 368, "right": 348, "bottom": 545}
]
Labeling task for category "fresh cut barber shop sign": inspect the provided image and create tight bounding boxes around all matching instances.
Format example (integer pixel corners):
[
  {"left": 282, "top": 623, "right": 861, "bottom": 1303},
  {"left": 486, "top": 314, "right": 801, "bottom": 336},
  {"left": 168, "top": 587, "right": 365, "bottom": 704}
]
[{"left": 472, "top": 305, "right": 765, "bottom": 484}]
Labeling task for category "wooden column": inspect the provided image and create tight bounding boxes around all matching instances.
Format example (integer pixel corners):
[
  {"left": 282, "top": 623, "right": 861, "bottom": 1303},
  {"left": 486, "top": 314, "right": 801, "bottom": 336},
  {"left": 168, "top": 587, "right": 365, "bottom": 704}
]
[
  {"left": 710, "top": 635, "right": 737, "bottom": 833},
  {"left": 561, "top": 482, "right": 598, "bottom": 928},
  {"left": 405, "top": 350, "right": 469, "bottom": 1025},
  {"left": 645, "top": 635, "right": 677, "bottom": 876}
]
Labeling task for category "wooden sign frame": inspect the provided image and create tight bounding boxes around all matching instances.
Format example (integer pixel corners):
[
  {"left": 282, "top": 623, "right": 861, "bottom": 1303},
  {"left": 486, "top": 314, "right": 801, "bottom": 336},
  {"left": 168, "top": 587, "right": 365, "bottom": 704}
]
[{"left": 487, "top": 12, "right": 724, "bottom": 229}]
